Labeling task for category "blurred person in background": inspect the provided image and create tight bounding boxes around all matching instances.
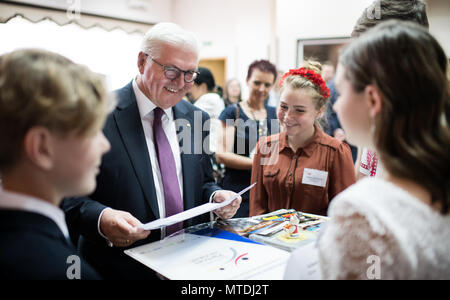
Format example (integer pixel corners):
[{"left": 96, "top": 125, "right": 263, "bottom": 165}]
[
  {"left": 222, "top": 78, "right": 242, "bottom": 107},
  {"left": 190, "top": 67, "right": 225, "bottom": 153}
]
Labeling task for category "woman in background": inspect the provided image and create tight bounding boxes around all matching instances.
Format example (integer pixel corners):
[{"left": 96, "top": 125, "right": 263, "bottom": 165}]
[
  {"left": 222, "top": 78, "right": 242, "bottom": 107},
  {"left": 217, "top": 60, "right": 279, "bottom": 217}
]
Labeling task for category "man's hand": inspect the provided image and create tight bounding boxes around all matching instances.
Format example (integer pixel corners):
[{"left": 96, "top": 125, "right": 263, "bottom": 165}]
[
  {"left": 212, "top": 190, "right": 241, "bottom": 220},
  {"left": 100, "top": 208, "right": 150, "bottom": 247}
]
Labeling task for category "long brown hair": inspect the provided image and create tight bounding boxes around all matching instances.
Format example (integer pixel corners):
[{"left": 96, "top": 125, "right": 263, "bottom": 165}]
[{"left": 340, "top": 20, "right": 450, "bottom": 213}]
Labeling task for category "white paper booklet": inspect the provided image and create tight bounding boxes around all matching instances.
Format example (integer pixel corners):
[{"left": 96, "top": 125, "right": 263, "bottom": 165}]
[
  {"left": 140, "top": 183, "right": 256, "bottom": 231},
  {"left": 125, "top": 232, "right": 290, "bottom": 280}
]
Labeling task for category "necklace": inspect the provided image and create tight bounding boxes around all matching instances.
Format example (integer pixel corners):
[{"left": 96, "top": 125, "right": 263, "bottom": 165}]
[{"left": 246, "top": 102, "right": 268, "bottom": 136}]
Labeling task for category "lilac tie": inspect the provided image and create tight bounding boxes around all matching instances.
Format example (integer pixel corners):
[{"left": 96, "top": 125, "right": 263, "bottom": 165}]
[{"left": 153, "top": 107, "right": 184, "bottom": 235}]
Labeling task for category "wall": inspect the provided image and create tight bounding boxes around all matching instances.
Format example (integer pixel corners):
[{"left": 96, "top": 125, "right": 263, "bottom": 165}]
[
  {"left": 275, "top": 0, "right": 374, "bottom": 72},
  {"left": 172, "top": 0, "right": 274, "bottom": 98},
  {"left": 428, "top": 0, "right": 450, "bottom": 57},
  {"left": 276, "top": 0, "right": 450, "bottom": 73},
  {"left": 3, "top": 0, "right": 449, "bottom": 93},
  {"left": 172, "top": 0, "right": 377, "bottom": 97}
]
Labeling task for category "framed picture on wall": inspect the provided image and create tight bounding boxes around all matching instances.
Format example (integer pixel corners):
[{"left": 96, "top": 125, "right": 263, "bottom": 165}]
[{"left": 296, "top": 37, "right": 351, "bottom": 70}]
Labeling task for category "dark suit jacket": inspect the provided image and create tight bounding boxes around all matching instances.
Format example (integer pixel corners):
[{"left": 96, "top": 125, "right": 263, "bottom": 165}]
[
  {"left": 62, "top": 81, "right": 221, "bottom": 279},
  {"left": 0, "top": 210, "right": 100, "bottom": 280},
  {"left": 325, "top": 79, "right": 358, "bottom": 163}
]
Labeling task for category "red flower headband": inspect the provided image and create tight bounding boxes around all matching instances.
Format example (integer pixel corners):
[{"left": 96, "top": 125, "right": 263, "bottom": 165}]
[{"left": 280, "top": 67, "right": 330, "bottom": 99}]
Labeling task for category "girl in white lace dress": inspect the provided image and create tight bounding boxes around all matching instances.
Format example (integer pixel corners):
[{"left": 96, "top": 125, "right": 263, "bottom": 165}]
[{"left": 317, "top": 21, "right": 450, "bottom": 279}]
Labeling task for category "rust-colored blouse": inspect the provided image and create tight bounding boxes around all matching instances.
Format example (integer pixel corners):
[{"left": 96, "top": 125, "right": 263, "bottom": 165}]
[{"left": 250, "top": 126, "right": 356, "bottom": 216}]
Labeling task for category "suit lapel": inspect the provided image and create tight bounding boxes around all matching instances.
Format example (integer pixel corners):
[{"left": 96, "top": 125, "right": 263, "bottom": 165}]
[
  {"left": 114, "top": 85, "right": 160, "bottom": 219},
  {"left": 113, "top": 94, "right": 204, "bottom": 218}
]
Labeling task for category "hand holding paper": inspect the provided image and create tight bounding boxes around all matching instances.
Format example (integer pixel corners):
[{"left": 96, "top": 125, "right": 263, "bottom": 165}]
[
  {"left": 141, "top": 183, "right": 255, "bottom": 231},
  {"left": 211, "top": 190, "right": 242, "bottom": 219},
  {"left": 100, "top": 208, "right": 151, "bottom": 247}
]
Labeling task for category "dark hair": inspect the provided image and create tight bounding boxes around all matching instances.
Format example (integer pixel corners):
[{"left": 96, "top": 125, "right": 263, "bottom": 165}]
[
  {"left": 215, "top": 85, "right": 223, "bottom": 98},
  {"left": 352, "top": 0, "right": 429, "bottom": 37},
  {"left": 340, "top": 20, "right": 450, "bottom": 214},
  {"left": 247, "top": 59, "right": 277, "bottom": 83},
  {"left": 194, "top": 67, "right": 215, "bottom": 92}
]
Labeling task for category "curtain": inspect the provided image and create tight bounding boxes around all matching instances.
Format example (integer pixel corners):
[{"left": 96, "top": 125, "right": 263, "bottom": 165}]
[{"left": 0, "top": 6, "right": 149, "bottom": 89}]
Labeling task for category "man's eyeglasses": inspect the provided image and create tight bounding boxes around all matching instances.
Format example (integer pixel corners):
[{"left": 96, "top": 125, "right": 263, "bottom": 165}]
[{"left": 144, "top": 53, "right": 199, "bottom": 83}]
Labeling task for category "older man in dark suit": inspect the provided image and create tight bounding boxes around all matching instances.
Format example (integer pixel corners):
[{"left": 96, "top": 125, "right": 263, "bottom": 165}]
[{"left": 62, "top": 23, "right": 241, "bottom": 279}]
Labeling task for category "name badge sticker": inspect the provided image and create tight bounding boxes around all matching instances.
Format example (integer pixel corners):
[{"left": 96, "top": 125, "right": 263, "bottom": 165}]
[{"left": 302, "top": 168, "right": 328, "bottom": 188}]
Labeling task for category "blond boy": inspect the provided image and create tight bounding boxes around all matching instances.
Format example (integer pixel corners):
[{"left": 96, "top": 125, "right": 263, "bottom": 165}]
[{"left": 0, "top": 49, "right": 112, "bottom": 279}]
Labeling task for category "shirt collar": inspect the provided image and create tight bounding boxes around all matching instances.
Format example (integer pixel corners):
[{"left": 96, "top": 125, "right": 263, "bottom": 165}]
[
  {"left": 132, "top": 78, "right": 174, "bottom": 121},
  {"left": 0, "top": 187, "right": 69, "bottom": 238},
  {"left": 278, "top": 124, "right": 325, "bottom": 156}
]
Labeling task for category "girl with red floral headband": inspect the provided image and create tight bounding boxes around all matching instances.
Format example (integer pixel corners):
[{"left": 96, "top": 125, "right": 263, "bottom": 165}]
[{"left": 250, "top": 60, "right": 356, "bottom": 217}]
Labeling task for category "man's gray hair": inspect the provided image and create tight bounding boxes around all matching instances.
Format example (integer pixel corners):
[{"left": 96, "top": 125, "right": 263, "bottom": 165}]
[{"left": 140, "top": 22, "right": 200, "bottom": 60}]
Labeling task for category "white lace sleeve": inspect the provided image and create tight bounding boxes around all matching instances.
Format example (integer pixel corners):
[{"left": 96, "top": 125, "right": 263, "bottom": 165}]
[{"left": 318, "top": 199, "right": 399, "bottom": 279}]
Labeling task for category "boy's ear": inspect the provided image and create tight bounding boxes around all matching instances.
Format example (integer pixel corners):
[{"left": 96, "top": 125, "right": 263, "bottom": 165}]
[
  {"left": 23, "top": 127, "right": 54, "bottom": 170},
  {"left": 364, "top": 85, "right": 383, "bottom": 118}
]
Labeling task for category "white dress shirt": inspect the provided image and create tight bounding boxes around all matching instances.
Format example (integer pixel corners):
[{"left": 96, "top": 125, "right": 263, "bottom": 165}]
[
  {"left": 0, "top": 187, "right": 69, "bottom": 238},
  {"left": 133, "top": 79, "right": 185, "bottom": 237},
  {"left": 98, "top": 79, "right": 185, "bottom": 240},
  {"left": 132, "top": 79, "right": 184, "bottom": 218}
]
